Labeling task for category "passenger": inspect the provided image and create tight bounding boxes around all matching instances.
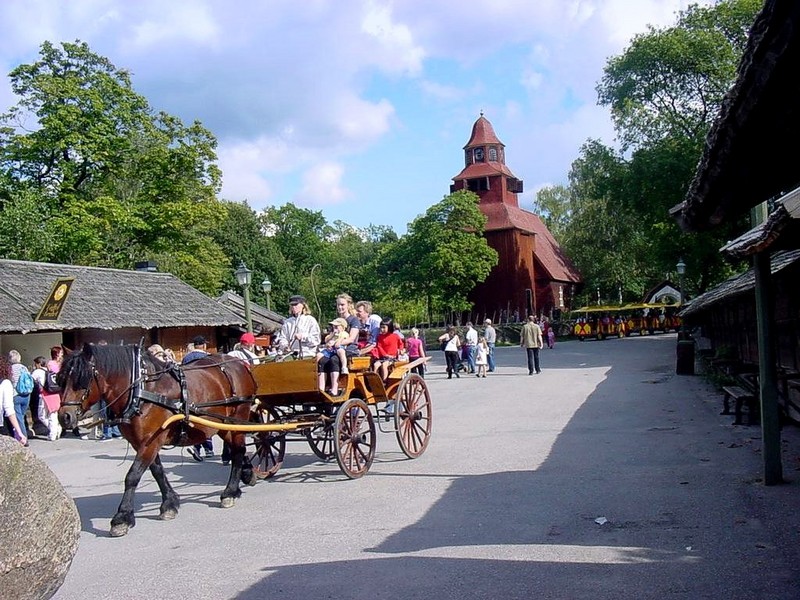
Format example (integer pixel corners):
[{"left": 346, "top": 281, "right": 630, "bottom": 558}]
[
  {"left": 405, "top": 327, "right": 427, "bottom": 378},
  {"left": 372, "top": 319, "right": 404, "bottom": 382},
  {"left": 228, "top": 332, "right": 260, "bottom": 365},
  {"left": 274, "top": 295, "right": 321, "bottom": 358},
  {"left": 354, "top": 300, "right": 380, "bottom": 355},
  {"left": 316, "top": 318, "right": 349, "bottom": 395},
  {"left": 335, "top": 293, "right": 362, "bottom": 374}
]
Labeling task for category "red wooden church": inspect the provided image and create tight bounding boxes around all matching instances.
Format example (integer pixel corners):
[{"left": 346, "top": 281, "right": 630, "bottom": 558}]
[{"left": 450, "top": 113, "right": 582, "bottom": 320}]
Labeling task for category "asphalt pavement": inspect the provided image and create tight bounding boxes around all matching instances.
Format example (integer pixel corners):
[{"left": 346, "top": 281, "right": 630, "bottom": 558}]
[{"left": 31, "top": 333, "right": 800, "bottom": 599}]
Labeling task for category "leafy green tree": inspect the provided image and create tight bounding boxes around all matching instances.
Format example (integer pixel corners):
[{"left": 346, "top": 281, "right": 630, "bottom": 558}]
[
  {"left": 384, "top": 190, "right": 497, "bottom": 319},
  {"left": 597, "top": 0, "right": 761, "bottom": 150}
]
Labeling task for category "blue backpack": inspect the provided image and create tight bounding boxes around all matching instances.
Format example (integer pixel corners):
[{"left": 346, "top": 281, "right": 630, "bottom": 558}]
[{"left": 15, "top": 369, "right": 34, "bottom": 395}]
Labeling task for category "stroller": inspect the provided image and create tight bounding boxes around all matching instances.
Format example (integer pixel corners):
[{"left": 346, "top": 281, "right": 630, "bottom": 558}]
[{"left": 456, "top": 344, "right": 471, "bottom": 374}]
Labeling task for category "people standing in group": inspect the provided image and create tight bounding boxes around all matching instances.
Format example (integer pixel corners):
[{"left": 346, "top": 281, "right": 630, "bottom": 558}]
[
  {"left": 7, "top": 350, "right": 33, "bottom": 441},
  {"left": 483, "top": 319, "right": 497, "bottom": 372},
  {"left": 182, "top": 336, "right": 214, "bottom": 461},
  {"left": 438, "top": 326, "right": 461, "bottom": 379},
  {"left": 520, "top": 315, "right": 544, "bottom": 375},
  {"left": 31, "top": 356, "right": 62, "bottom": 441},
  {"left": 1, "top": 355, "right": 28, "bottom": 446},
  {"left": 475, "top": 337, "right": 489, "bottom": 378},
  {"left": 275, "top": 295, "right": 321, "bottom": 358},
  {"left": 405, "top": 327, "right": 427, "bottom": 377},
  {"left": 464, "top": 322, "right": 478, "bottom": 374}
]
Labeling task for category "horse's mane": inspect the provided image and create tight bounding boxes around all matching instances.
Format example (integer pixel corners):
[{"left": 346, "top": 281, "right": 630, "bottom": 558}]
[{"left": 61, "top": 344, "right": 138, "bottom": 390}]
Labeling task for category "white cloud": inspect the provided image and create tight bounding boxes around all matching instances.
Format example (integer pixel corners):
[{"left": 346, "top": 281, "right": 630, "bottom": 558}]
[{"left": 294, "top": 162, "right": 349, "bottom": 208}]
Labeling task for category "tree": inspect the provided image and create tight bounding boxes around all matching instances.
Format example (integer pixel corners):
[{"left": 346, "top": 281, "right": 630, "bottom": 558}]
[
  {"left": 384, "top": 190, "right": 497, "bottom": 319},
  {"left": 597, "top": 0, "right": 761, "bottom": 151}
]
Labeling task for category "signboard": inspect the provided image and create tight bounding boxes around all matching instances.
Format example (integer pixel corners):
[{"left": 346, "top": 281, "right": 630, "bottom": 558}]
[{"left": 35, "top": 277, "right": 75, "bottom": 322}]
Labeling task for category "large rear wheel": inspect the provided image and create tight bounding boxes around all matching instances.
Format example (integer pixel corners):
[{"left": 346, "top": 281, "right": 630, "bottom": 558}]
[
  {"left": 334, "top": 398, "right": 375, "bottom": 479},
  {"left": 250, "top": 406, "right": 286, "bottom": 479},
  {"left": 393, "top": 374, "right": 432, "bottom": 458}
]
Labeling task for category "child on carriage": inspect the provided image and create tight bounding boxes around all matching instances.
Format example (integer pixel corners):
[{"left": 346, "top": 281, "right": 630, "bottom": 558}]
[
  {"left": 372, "top": 318, "right": 404, "bottom": 382},
  {"left": 316, "top": 317, "right": 349, "bottom": 395}
]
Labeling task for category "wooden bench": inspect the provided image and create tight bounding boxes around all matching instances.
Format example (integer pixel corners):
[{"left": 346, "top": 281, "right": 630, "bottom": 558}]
[{"left": 721, "top": 379, "right": 759, "bottom": 426}]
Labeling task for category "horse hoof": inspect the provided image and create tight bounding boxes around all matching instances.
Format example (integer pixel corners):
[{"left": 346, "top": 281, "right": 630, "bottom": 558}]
[
  {"left": 110, "top": 524, "right": 129, "bottom": 537},
  {"left": 243, "top": 471, "right": 257, "bottom": 487},
  {"left": 221, "top": 497, "right": 235, "bottom": 509},
  {"left": 160, "top": 509, "right": 178, "bottom": 521}
]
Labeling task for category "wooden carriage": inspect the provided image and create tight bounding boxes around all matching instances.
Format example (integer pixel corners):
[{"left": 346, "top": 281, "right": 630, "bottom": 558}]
[{"left": 245, "top": 354, "right": 433, "bottom": 479}]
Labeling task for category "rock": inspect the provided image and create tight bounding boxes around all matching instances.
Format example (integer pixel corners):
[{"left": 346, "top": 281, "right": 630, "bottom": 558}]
[{"left": 0, "top": 436, "right": 81, "bottom": 600}]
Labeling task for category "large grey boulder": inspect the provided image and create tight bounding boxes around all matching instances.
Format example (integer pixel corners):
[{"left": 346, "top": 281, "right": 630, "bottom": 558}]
[{"left": 0, "top": 436, "right": 81, "bottom": 600}]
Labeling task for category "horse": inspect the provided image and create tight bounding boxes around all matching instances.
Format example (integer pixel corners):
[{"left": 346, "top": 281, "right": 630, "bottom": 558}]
[{"left": 58, "top": 343, "right": 257, "bottom": 537}]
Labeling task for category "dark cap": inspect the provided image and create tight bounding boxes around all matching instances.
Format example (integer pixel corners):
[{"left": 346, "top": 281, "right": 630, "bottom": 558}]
[
  {"left": 289, "top": 295, "right": 307, "bottom": 305},
  {"left": 192, "top": 335, "right": 207, "bottom": 346}
]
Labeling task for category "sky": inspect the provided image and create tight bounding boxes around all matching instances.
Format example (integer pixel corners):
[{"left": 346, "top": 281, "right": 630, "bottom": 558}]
[{"left": 0, "top": 0, "right": 708, "bottom": 234}]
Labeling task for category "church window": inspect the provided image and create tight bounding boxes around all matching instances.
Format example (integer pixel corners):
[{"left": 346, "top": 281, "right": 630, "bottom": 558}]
[
  {"left": 464, "top": 149, "right": 472, "bottom": 166},
  {"left": 488, "top": 147, "right": 497, "bottom": 161},
  {"left": 467, "top": 177, "right": 490, "bottom": 192},
  {"left": 474, "top": 147, "right": 485, "bottom": 162}
]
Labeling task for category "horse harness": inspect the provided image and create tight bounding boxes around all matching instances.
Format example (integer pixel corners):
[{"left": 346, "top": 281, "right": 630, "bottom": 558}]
[{"left": 69, "top": 346, "right": 253, "bottom": 430}]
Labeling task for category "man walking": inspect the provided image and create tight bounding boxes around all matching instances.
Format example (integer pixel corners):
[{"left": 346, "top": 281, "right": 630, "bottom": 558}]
[
  {"left": 520, "top": 315, "right": 544, "bottom": 375},
  {"left": 182, "top": 336, "right": 214, "bottom": 461},
  {"left": 484, "top": 319, "right": 496, "bottom": 372}
]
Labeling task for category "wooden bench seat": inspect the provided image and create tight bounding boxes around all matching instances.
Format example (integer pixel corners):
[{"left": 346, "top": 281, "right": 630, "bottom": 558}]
[{"left": 721, "top": 385, "right": 758, "bottom": 425}]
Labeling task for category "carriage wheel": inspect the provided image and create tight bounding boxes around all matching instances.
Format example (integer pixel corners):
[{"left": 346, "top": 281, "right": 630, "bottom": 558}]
[
  {"left": 334, "top": 398, "right": 376, "bottom": 479},
  {"left": 393, "top": 374, "right": 432, "bottom": 459},
  {"left": 305, "top": 422, "right": 335, "bottom": 461},
  {"left": 250, "top": 406, "right": 286, "bottom": 479}
]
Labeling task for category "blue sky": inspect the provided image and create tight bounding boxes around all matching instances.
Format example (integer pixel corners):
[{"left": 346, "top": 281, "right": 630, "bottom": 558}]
[{"left": 0, "top": 0, "right": 707, "bottom": 234}]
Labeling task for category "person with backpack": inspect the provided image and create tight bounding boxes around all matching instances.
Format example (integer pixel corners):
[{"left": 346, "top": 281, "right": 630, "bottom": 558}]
[
  {"left": 32, "top": 355, "right": 62, "bottom": 441},
  {"left": 8, "top": 349, "right": 34, "bottom": 441},
  {"left": 1, "top": 355, "right": 28, "bottom": 446}
]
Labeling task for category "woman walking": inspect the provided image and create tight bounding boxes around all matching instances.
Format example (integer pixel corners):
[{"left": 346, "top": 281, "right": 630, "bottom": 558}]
[{"left": 438, "top": 326, "right": 461, "bottom": 379}]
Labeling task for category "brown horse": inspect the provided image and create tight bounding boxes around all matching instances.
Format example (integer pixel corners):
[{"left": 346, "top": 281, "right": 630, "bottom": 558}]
[{"left": 58, "top": 343, "right": 257, "bottom": 537}]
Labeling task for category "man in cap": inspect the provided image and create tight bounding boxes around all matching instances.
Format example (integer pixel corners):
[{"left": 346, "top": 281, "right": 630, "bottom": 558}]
[
  {"left": 274, "top": 295, "right": 321, "bottom": 358},
  {"left": 182, "top": 335, "right": 210, "bottom": 364},
  {"left": 484, "top": 319, "right": 497, "bottom": 372},
  {"left": 228, "top": 332, "right": 260, "bottom": 365},
  {"left": 181, "top": 335, "right": 214, "bottom": 461}
]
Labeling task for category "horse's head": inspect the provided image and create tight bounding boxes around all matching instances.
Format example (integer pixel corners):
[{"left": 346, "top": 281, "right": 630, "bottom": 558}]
[{"left": 57, "top": 343, "right": 106, "bottom": 427}]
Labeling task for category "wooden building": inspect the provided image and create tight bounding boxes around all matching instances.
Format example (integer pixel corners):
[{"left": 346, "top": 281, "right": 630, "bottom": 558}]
[
  {"left": 670, "top": 0, "right": 800, "bottom": 484},
  {"left": 0, "top": 259, "right": 255, "bottom": 364},
  {"left": 450, "top": 114, "right": 582, "bottom": 320}
]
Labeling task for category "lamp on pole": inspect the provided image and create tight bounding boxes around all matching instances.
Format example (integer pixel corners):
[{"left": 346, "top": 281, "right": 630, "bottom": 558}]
[
  {"left": 261, "top": 277, "right": 272, "bottom": 312},
  {"left": 676, "top": 258, "right": 686, "bottom": 305},
  {"left": 234, "top": 261, "right": 253, "bottom": 334},
  {"left": 596, "top": 286, "right": 600, "bottom": 306}
]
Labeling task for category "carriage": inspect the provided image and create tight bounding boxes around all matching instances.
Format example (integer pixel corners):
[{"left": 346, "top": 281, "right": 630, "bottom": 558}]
[
  {"left": 244, "top": 354, "right": 432, "bottom": 480},
  {"left": 58, "top": 343, "right": 432, "bottom": 536}
]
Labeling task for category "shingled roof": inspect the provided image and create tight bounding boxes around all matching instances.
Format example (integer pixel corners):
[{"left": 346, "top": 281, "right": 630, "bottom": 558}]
[
  {"left": 671, "top": 0, "right": 800, "bottom": 231},
  {"left": 678, "top": 249, "right": 800, "bottom": 318},
  {"left": 0, "top": 259, "right": 244, "bottom": 334},
  {"left": 481, "top": 203, "right": 581, "bottom": 284}
]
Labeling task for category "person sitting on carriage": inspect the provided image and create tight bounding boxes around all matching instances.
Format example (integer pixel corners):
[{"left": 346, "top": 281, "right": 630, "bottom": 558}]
[
  {"left": 372, "top": 318, "right": 404, "bottom": 382},
  {"left": 228, "top": 332, "right": 261, "bottom": 365},
  {"left": 316, "top": 318, "right": 349, "bottom": 396},
  {"left": 274, "top": 295, "right": 321, "bottom": 359}
]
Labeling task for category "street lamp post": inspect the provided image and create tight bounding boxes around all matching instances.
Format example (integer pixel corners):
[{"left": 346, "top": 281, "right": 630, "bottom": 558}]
[
  {"left": 676, "top": 258, "right": 686, "bottom": 305},
  {"left": 261, "top": 277, "right": 272, "bottom": 312},
  {"left": 234, "top": 261, "right": 253, "bottom": 334}
]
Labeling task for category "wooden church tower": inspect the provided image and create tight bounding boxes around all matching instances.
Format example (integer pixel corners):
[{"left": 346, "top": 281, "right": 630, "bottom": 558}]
[{"left": 450, "top": 113, "right": 582, "bottom": 320}]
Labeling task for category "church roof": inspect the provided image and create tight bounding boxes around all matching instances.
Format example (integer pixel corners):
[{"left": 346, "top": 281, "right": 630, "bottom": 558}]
[
  {"left": 481, "top": 203, "right": 582, "bottom": 284},
  {"left": 452, "top": 161, "right": 518, "bottom": 181},
  {"left": 463, "top": 114, "right": 503, "bottom": 149}
]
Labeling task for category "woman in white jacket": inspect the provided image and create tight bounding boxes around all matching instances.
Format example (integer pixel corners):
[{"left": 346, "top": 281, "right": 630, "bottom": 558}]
[{"left": 1, "top": 355, "right": 27, "bottom": 446}]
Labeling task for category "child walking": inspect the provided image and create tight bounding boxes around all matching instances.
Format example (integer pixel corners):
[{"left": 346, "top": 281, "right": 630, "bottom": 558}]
[{"left": 475, "top": 337, "right": 489, "bottom": 378}]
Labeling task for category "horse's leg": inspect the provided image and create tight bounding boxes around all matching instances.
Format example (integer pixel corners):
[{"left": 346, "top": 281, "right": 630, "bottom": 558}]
[
  {"left": 149, "top": 453, "right": 180, "bottom": 520},
  {"left": 110, "top": 456, "right": 150, "bottom": 537},
  {"left": 220, "top": 431, "right": 250, "bottom": 508}
]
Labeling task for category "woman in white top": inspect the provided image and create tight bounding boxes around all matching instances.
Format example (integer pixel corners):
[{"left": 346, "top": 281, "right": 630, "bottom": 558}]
[
  {"left": 1, "top": 355, "right": 27, "bottom": 446},
  {"left": 275, "top": 295, "right": 321, "bottom": 358},
  {"left": 438, "top": 326, "right": 461, "bottom": 380}
]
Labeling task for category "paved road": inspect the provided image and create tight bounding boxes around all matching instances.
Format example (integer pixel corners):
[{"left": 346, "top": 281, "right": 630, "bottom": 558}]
[{"left": 35, "top": 334, "right": 800, "bottom": 599}]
